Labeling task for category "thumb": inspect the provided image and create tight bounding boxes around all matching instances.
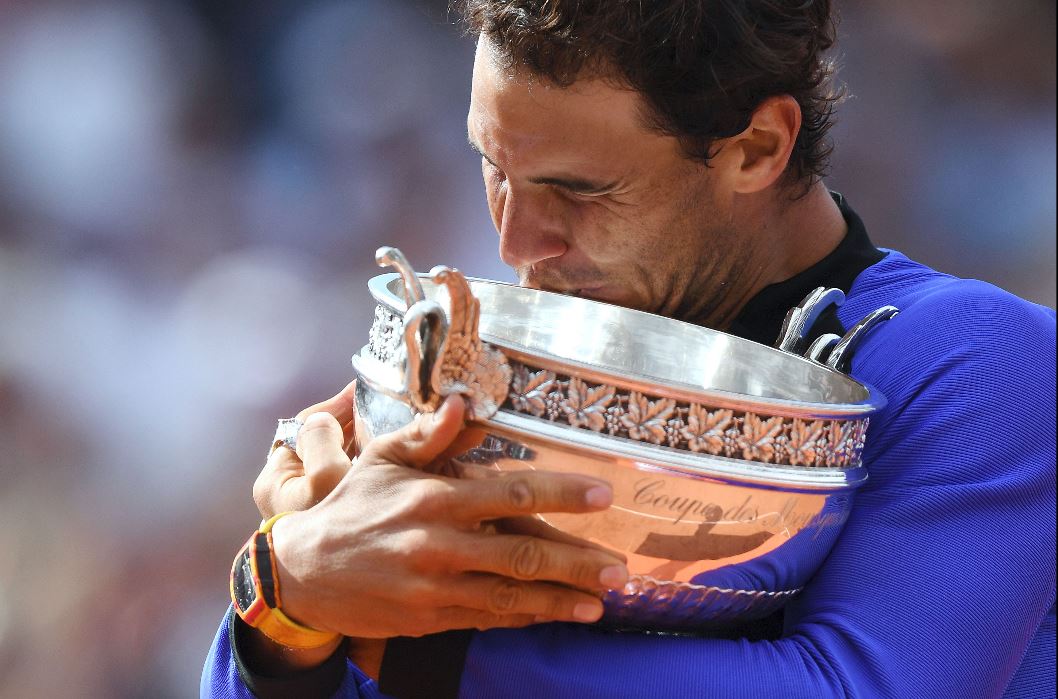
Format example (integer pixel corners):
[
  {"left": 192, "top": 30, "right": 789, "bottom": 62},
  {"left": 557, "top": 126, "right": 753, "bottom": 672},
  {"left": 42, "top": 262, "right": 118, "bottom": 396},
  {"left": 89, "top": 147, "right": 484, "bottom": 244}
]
[
  {"left": 362, "top": 394, "right": 466, "bottom": 470},
  {"left": 297, "top": 412, "right": 353, "bottom": 496}
]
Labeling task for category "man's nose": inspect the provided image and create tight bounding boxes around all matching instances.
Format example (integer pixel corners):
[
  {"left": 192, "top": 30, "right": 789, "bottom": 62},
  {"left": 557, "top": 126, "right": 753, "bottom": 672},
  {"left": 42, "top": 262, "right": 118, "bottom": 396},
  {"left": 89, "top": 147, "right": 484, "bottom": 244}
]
[{"left": 496, "top": 186, "right": 568, "bottom": 269}]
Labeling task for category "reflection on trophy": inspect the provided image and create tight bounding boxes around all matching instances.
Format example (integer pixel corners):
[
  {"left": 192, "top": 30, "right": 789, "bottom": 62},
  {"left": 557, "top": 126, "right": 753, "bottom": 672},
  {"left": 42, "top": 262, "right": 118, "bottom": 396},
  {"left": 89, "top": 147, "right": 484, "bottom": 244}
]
[
  {"left": 352, "top": 247, "right": 897, "bottom": 631},
  {"left": 633, "top": 507, "right": 771, "bottom": 562}
]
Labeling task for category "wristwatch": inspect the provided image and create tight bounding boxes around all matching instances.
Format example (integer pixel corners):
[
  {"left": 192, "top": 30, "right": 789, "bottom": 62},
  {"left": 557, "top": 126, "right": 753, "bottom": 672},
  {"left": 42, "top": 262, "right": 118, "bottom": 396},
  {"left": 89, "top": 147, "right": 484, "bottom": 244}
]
[{"left": 230, "top": 512, "right": 341, "bottom": 649}]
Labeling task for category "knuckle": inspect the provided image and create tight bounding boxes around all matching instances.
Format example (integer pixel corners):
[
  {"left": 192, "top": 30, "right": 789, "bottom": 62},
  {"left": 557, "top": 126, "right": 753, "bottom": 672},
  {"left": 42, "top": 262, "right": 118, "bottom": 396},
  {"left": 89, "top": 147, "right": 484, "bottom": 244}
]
[
  {"left": 307, "top": 463, "right": 343, "bottom": 491},
  {"left": 397, "top": 480, "right": 430, "bottom": 513},
  {"left": 299, "top": 416, "right": 335, "bottom": 440},
  {"left": 399, "top": 416, "right": 430, "bottom": 448},
  {"left": 545, "top": 591, "right": 572, "bottom": 620},
  {"left": 506, "top": 614, "right": 536, "bottom": 629},
  {"left": 372, "top": 417, "right": 429, "bottom": 465},
  {"left": 252, "top": 476, "right": 273, "bottom": 514},
  {"left": 364, "top": 429, "right": 403, "bottom": 460},
  {"left": 252, "top": 475, "right": 267, "bottom": 503},
  {"left": 473, "top": 614, "right": 502, "bottom": 631},
  {"left": 504, "top": 477, "right": 536, "bottom": 512},
  {"left": 508, "top": 538, "right": 545, "bottom": 579},
  {"left": 473, "top": 613, "right": 528, "bottom": 631},
  {"left": 402, "top": 574, "right": 440, "bottom": 600},
  {"left": 396, "top": 527, "right": 434, "bottom": 556},
  {"left": 399, "top": 530, "right": 457, "bottom": 576},
  {"left": 486, "top": 579, "right": 523, "bottom": 614},
  {"left": 567, "top": 558, "right": 598, "bottom": 588},
  {"left": 403, "top": 479, "right": 449, "bottom": 516}
]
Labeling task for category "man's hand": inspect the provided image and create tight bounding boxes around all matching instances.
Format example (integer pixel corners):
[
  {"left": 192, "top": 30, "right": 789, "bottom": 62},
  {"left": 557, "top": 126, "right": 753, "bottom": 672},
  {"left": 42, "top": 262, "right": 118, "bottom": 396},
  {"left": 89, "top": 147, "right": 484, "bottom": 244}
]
[
  {"left": 270, "top": 394, "right": 628, "bottom": 640},
  {"left": 253, "top": 381, "right": 359, "bottom": 519}
]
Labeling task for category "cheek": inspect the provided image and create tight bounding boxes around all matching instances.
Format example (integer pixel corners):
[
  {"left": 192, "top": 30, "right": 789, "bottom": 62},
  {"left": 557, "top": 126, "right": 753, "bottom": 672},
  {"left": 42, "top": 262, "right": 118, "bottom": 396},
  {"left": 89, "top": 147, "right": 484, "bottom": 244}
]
[
  {"left": 590, "top": 206, "right": 680, "bottom": 300},
  {"left": 562, "top": 198, "right": 619, "bottom": 247},
  {"left": 575, "top": 202, "right": 652, "bottom": 265}
]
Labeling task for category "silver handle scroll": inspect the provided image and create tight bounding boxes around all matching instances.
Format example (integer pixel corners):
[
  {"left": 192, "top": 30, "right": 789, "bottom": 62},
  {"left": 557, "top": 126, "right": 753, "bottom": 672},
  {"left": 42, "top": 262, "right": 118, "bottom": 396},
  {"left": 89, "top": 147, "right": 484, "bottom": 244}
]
[
  {"left": 776, "top": 286, "right": 899, "bottom": 374},
  {"left": 351, "top": 247, "right": 512, "bottom": 420}
]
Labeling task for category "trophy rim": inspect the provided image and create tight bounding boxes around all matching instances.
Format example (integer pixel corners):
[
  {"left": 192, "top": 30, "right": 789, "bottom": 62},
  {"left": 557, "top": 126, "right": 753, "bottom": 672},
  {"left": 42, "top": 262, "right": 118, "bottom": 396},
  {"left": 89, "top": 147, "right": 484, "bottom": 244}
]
[{"left": 367, "top": 272, "right": 887, "bottom": 420}]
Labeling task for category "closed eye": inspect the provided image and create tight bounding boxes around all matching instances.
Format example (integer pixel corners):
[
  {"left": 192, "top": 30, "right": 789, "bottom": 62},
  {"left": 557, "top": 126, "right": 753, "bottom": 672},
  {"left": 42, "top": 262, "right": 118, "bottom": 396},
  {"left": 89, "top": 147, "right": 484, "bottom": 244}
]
[
  {"left": 533, "top": 177, "right": 616, "bottom": 197},
  {"left": 467, "top": 136, "right": 618, "bottom": 196}
]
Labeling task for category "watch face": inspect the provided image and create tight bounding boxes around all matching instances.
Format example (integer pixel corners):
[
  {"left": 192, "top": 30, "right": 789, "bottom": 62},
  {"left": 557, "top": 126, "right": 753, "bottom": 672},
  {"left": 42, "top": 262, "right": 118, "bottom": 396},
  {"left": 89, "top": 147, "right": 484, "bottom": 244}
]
[{"left": 233, "top": 549, "right": 257, "bottom": 613}]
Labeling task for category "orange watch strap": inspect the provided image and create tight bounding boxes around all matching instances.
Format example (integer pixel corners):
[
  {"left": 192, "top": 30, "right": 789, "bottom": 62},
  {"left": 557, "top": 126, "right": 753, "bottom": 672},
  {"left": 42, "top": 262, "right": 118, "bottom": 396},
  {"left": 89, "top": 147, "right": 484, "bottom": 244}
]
[{"left": 231, "top": 512, "right": 341, "bottom": 649}]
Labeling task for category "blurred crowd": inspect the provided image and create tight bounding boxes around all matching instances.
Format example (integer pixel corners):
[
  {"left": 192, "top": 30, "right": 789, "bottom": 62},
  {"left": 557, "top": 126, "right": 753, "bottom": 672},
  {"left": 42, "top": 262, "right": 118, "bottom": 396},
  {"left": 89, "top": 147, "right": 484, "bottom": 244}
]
[{"left": 0, "top": 0, "right": 1052, "bottom": 696}]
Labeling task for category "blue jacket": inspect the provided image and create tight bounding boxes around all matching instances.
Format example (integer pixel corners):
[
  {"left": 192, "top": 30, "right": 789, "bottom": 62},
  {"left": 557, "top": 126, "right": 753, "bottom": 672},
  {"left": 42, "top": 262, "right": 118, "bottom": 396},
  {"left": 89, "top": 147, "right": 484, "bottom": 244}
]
[{"left": 203, "top": 242, "right": 1056, "bottom": 698}]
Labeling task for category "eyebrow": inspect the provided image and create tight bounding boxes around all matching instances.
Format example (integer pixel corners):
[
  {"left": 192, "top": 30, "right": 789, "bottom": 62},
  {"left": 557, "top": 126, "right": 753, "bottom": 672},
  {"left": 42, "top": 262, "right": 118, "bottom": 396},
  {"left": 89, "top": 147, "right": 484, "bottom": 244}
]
[{"left": 467, "top": 136, "right": 620, "bottom": 195}]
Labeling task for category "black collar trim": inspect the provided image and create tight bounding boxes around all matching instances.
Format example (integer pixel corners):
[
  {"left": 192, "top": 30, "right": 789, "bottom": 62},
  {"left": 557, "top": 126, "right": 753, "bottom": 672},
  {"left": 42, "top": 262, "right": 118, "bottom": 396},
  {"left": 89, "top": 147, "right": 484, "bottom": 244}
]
[{"left": 726, "top": 192, "right": 886, "bottom": 346}]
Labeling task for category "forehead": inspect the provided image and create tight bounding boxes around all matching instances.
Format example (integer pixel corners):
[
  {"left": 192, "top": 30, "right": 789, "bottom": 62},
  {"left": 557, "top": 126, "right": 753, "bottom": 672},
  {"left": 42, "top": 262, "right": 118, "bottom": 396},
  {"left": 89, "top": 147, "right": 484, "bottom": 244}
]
[{"left": 468, "top": 39, "right": 669, "bottom": 169}]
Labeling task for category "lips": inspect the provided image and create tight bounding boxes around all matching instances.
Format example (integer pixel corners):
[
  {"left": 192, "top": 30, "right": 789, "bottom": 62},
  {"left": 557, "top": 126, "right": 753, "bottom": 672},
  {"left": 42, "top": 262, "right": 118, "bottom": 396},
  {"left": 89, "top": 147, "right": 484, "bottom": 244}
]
[
  {"left": 573, "top": 286, "right": 625, "bottom": 304},
  {"left": 521, "top": 273, "right": 622, "bottom": 303}
]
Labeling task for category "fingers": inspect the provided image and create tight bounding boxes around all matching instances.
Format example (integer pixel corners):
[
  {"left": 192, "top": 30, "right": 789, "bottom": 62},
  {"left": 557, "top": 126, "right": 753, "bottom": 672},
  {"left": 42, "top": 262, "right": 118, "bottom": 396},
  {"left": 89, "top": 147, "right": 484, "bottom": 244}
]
[
  {"left": 444, "top": 471, "right": 613, "bottom": 522},
  {"left": 497, "top": 516, "right": 628, "bottom": 563},
  {"left": 254, "top": 447, "right": 302, "bottom": 519},
  {"left": 424, "top": 427, "right": 489, "bottom": 476},
  {"left": 295, "top": 380, "right": 357, "bottom": 455},
  {"left": 295, "top": 381, "right": 356, "bottom": 426},
  {"left": 442, "top": 574, "right": 608, "bottom": 623},
  {"left": 254, "top": 382, "right": 358, "bottom": 518},
  {"left": 430, "top": 607, "right": 538, "bottom": 633},
  {"left": 297, "top": 412, "right": 354, "bottom": 500},
  {"left": 447, "top": 532, "right": 628, "bottom": 594},
  {"left": 255, "top": 436, "right": 338, "bottom": 517},
  {"left": 360, "top": 395, "right": 467, "bottom": 470}
]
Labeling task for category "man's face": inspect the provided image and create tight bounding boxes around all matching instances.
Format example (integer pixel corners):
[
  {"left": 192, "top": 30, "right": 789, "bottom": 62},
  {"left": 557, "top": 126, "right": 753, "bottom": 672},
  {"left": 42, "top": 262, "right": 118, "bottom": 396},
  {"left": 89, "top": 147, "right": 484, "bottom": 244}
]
[{"left": 467, "top": 39, "right": 752, "bottom": 324}]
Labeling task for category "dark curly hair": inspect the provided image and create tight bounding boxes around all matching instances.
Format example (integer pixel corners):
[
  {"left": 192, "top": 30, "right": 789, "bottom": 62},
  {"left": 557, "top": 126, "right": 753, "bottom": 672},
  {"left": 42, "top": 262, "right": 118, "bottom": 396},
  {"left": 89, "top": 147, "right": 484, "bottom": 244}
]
[{"left": 458, "top": 0, "right": 843, "bottom": 190}]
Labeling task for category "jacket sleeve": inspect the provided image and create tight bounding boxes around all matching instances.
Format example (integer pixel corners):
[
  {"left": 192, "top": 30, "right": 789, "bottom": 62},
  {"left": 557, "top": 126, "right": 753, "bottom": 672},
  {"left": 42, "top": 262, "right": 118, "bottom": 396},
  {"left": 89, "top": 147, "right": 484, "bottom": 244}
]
[
  {"left": 200, "top": 606, "right": 387, "bottom": 699},
  {"left": 390, "top": 283, "right": 1057, "bottom": 698}
]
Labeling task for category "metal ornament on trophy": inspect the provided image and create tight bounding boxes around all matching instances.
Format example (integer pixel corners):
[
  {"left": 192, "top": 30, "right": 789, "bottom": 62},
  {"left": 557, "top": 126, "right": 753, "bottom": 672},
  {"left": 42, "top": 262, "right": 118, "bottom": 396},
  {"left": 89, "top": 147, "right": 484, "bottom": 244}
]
[{"left": 351, "top": 247, "right": 898, "bottom": 632}]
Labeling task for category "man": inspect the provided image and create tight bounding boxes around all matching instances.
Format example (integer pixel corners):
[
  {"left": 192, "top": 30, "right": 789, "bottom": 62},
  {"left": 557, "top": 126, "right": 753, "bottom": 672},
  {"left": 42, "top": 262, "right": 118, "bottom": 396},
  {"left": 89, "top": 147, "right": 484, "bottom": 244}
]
[{"left": 204, "top": 1, "right": 1056, "bottom": 697}]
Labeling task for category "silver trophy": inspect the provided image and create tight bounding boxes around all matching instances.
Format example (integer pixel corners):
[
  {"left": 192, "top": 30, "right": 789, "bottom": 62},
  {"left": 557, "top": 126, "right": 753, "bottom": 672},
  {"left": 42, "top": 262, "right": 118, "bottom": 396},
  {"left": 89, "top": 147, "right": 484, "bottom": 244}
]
[{"left": 352, "top": 247, "right": 897, "bottom": 632}]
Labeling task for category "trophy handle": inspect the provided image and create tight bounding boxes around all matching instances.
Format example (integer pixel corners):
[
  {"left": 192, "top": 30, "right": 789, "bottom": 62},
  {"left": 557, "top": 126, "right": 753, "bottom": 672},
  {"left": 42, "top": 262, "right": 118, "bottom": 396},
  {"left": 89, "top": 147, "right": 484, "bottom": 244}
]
[
  {"left": 825, "top": 305, "right": 900, "bottom": 374},
  {"left": 795, "top": 305, "right": 900, "bottom": 374},
  {"left": 775, "top": 287, "right": 846, "bottom": 354},
  {"left": 804, "top": 333, "right": 842, "bottom": 363},
  {"left": 777, "top": 288, "right": 899, "bottom": 376},
  {"left": 354, "top": 247, "right": 511, "bottom": 420},
  {"left": 351, "top": 248, "right": 449, "bottom": 412},
  {"left": 401, "top": 300, "right": 449, "bottom": 411},
  {"left": 376, "top": 246, "right": 426, "bottom": 307}
]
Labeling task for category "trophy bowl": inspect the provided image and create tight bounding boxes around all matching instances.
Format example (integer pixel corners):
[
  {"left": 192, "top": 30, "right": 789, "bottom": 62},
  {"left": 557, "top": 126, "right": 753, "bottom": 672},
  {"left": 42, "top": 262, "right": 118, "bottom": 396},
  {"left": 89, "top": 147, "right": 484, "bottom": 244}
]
[{"left": 351, "top": 248, "right": 895, "bottom": 632}]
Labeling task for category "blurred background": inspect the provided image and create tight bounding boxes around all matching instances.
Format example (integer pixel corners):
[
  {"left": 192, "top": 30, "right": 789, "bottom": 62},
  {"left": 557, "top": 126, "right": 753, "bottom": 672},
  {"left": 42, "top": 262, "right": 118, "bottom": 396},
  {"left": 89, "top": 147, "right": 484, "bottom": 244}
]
[{"left": 0, "top": 0, "right": 1053, "bottom": 695}]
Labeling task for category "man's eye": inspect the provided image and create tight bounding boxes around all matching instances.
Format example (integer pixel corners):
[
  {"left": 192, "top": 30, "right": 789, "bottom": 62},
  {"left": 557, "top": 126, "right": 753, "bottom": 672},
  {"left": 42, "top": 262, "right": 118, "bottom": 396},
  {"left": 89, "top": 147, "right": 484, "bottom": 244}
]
[{"left": 558, "top": 186, "right": 600, "bottom": 201}]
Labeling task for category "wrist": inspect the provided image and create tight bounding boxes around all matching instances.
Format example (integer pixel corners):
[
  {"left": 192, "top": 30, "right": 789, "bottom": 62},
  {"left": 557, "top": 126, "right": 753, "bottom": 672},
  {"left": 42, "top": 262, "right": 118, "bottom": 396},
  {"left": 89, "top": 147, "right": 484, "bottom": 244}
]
[
  {"left": 270, "top": 513, "right": 330, "bottom": 634},
  {"left": 230, "top": 512, "right": 340, "bottom": 650}
]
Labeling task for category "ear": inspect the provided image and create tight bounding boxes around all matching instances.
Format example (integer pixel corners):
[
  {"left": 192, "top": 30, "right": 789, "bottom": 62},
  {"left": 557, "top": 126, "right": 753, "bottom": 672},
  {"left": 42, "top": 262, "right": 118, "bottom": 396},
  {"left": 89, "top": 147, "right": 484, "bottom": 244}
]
[{"left": 727, "top": 95, "right": 801, "bottom": 194}]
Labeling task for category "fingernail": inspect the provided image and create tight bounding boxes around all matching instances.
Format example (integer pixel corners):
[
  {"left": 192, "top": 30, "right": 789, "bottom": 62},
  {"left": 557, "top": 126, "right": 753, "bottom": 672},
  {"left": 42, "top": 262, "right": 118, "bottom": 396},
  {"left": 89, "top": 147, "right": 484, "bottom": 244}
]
[
  {"left": 573, "top": 602, "right": 603, "bottom": 622},
  {"left": 599, "top": 565, "right": 628, "bottom": 589},
  {"left": 584, "top": 485, "right": 612, "bottom": 509}
]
